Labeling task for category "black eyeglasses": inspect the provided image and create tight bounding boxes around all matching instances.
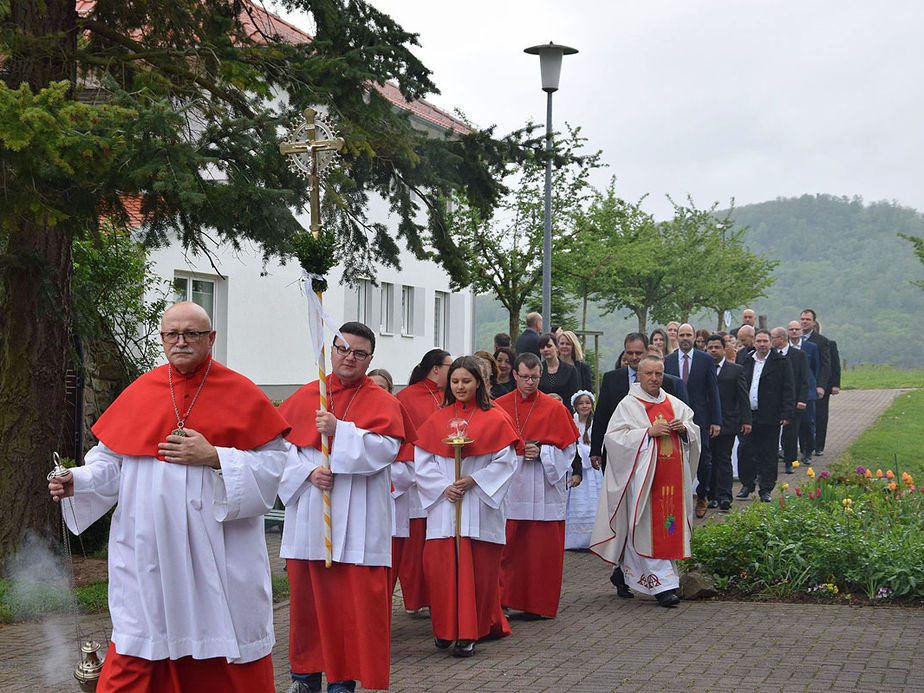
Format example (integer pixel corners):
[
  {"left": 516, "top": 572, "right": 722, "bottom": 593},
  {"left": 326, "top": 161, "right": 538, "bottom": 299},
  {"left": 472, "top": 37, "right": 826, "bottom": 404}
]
[
  {"left": 332, "top": 344, "right": 373, "bottom": 361},
  {"left": 160, "top": 330, "right": 211, "bottom": 344}
]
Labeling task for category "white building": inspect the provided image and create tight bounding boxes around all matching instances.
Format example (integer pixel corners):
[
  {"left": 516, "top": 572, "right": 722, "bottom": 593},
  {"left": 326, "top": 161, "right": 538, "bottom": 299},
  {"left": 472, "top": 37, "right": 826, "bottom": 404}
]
[{"left": 148, "top": 5, "right": 474, "bottom": 398}]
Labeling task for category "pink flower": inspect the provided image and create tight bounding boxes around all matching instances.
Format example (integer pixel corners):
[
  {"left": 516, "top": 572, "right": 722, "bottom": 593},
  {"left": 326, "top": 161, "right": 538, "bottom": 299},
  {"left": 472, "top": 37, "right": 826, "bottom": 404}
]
[
  {"left": 819, "top": 470, "right": 831, "bottom": 479},
  {"left": 795, "top": 488, "right": 803, "bottom": 497},
  {"left": 856, "top": 466, "right": 867, "bottom": 475},
  {"left": 816, "top": 488, "right": 821, "bottom": 497},
  {"left": 779, "top": 496, "right": 785, "bottom": 508}
]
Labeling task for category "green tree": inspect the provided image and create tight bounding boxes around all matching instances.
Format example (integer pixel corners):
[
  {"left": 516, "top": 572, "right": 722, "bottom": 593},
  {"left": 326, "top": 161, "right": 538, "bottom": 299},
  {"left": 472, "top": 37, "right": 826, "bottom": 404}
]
[
  {"left": 0, "top": 0, "right": 539, "bottom": 558},
  {"left": 898, "top": 232, "right": 924, "bottom": 291},
  {"left": 448, "top": 124, "right": 600, "bottom": 339}
]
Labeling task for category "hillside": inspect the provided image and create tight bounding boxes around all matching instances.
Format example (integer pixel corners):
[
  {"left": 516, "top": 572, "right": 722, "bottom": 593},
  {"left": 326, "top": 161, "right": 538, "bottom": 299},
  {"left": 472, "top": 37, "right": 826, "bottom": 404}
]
[{"left": 474, "top": 194, "right": 924, "bottom": 370}]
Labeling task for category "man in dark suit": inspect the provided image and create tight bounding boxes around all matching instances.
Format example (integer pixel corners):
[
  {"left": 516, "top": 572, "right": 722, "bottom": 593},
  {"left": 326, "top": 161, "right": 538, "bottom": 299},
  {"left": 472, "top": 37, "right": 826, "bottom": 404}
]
[
  {"left": 705, "top": 335, "right": 751, "bottom": 511},
  {"left": 590, "top": 333, "right": 687, "bottom": 471},
  {"left": 664, "top": 324, "right": 722, "bottom": 517},
  {"left": 788, "top": 320, "right": 819, "bottom": 464},
  {"left": 772, "top": 327, "right": 809, "bottom": 474},
  {"left": 736, "top": 329, "right": 795, "bottom": 502},
  {"left": 514, "top": 312, "right": 542, "bottom": 357},
  {"left": 801, "top": 309, "right": 832, "bottom": 454},
  {"left": 734, "top": 325, "right": 755, "bottom": 365}
]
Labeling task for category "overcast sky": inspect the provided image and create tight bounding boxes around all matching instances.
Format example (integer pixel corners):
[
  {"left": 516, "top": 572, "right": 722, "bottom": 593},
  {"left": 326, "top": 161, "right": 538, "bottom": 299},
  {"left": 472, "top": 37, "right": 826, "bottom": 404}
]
[{"left": 271, "top": 1, "right": 924, "bottom": 219}]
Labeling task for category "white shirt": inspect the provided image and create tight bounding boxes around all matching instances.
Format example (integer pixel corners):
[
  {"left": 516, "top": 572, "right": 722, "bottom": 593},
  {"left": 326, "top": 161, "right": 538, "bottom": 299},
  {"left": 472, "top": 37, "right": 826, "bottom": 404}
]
[
  {"left": 279, "top": 422, "right": 399, "bottom": 566},
  {"left": 749, "top": 352, "right": 768, "bottom": 409},
  {"left": 715, "top": 357, "right": 726, "bottom": 375},
  {"left": 66, "top": 439, "right": 287, "bottom": 664}
]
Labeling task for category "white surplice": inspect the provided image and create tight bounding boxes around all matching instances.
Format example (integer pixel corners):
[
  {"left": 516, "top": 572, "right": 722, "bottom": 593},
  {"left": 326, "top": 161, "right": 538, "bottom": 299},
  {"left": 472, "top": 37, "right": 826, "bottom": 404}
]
[
  {"left": 64, "top": 438, "right": 287, "bottom": 663},
  {"left": 565, "top": 419, "right": 604, "bottom": 549},
  {"left": 391, "top": 459, "right": 413, "bottom": 538},
  {"left": 414, "top": 445, "right": 518, "bottom": 544},
  {"left": 505, "top": 441, "right": 578, "bottom": 521},
  {"left": 278, "top": 421, "right": 399, "bottom": 566}
]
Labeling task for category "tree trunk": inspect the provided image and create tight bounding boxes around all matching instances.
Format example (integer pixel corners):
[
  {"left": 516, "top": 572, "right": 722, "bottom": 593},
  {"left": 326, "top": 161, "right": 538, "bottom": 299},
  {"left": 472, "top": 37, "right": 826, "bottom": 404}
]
[
  {"left": 508, "top": 308, "right": 520, "bottom": 343},
  {"left": 581, "top": 291, "right": 588, "bottom": 334},
  {"left": 0, "top": 223, "right": 76, "bottom": 561},
  {"left": 635, "top": 307, "right": 648, "bottom": 334},
  {"left": 0, "top": 0, "right": 78, "bottom": 562}
]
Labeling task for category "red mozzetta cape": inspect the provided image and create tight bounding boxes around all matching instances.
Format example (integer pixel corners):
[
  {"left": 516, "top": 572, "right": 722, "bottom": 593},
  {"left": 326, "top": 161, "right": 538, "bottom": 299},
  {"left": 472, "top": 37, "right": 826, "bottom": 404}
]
[
  {"left": 279, "top": 374, "right": 417, "bottom": 461},
  {"left": 395, "top": 378, "right": 444, "bottom": 429},
  {"left": 91, "top": 359, "right": 291, "bottom": 458},
  {"left": 494, "top": 389, "right": 580, "bottom": 450},
  {"left": 415, "top": 401, "right": 522, "bottom": 459}
]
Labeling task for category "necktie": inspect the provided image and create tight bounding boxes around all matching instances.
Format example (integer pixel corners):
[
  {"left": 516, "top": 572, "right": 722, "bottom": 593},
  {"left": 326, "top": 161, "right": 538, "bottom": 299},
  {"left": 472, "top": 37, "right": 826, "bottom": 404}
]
[{"left": 682, "top": 353, "right": 690, "bottom": 384}]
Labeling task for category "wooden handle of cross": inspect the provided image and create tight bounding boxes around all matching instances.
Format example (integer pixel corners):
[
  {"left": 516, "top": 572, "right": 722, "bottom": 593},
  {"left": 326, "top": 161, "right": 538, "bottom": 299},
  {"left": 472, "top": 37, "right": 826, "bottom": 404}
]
[{"left": 316, "top": 296, "right": 333, "bottom": 568}]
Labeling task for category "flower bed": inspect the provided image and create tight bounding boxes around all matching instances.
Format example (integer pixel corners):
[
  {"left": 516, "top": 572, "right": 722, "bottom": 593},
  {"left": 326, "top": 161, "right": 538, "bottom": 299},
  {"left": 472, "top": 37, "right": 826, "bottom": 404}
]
[{"left": 691, "top": 466, "right": 924, "bottom": 602}]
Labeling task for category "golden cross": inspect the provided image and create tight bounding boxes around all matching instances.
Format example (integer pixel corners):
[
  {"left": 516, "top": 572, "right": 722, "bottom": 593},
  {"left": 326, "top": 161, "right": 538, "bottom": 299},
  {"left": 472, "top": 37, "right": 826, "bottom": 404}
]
[{"left": 279, "top": 108, "right": 344, "bottom": 237}]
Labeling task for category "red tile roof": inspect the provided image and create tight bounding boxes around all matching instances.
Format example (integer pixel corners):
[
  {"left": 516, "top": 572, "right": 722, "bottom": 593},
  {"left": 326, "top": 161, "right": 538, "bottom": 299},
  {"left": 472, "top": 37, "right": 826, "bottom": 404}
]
[{"left": 75, "top": 0, "right": 469, "bottom": 135}]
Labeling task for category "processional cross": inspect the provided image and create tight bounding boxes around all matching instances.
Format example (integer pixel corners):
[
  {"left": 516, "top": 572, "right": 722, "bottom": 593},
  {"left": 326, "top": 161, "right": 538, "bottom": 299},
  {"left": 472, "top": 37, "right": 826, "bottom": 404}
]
[{"left": 280, "top": 107, "right": 344, "bottom": 567}]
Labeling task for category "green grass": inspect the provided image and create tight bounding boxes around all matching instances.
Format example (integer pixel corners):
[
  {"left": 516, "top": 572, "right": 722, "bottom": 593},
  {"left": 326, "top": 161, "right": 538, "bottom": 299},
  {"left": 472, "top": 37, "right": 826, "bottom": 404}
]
[
  {"left": 833, "top": 388, "right": 924, "bottom": 480},
  {"left": 841, "top": 364, "right": 924, "bottom": 390}
]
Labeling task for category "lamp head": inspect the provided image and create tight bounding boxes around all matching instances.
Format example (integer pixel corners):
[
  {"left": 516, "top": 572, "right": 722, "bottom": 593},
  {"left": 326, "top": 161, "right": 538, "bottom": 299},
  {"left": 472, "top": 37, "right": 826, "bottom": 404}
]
[{"left": 524, "top": 42, "right": 578, "bottom": 93}]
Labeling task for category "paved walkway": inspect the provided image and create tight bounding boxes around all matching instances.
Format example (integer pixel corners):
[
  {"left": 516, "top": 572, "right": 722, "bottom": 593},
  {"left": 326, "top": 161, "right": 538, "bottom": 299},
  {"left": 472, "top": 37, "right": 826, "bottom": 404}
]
[{"left": 3, "top": 389, "right": 922, "bottom": 693}]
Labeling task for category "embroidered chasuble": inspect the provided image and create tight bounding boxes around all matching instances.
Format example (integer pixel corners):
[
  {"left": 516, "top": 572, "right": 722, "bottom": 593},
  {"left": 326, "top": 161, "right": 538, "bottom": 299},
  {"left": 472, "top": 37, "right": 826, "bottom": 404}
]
[{"left": 636, "top": 397, "right": 685, "bottom": 559}]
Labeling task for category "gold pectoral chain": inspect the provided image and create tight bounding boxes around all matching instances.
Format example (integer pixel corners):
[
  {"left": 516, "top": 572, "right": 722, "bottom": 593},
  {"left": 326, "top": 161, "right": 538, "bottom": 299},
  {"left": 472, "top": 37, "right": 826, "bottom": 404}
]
[{"left": 169, "top": 358, "right": 212, "bottom": 437}]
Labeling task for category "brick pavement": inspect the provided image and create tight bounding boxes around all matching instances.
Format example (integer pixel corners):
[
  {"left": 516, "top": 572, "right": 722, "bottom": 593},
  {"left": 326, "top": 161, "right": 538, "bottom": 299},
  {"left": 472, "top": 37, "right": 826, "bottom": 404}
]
[{"left": 3, "top": 388, "right": 923, "bottom": 693}]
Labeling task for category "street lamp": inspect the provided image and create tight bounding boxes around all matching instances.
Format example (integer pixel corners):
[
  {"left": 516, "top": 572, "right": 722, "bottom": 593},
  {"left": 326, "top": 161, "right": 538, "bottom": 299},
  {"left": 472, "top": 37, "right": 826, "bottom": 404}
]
[{"left": 524, "top": 41, "right": 578, "bottom": 332}]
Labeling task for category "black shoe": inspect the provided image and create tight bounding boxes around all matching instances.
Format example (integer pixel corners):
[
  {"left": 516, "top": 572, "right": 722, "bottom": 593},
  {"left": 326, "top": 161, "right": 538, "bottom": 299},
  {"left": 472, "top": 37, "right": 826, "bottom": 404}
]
[
  {"left": 610, "top": 566, "right": 634, "bottom": 598},
  {"left": 434, "top": 637, "right": 453, "bottom": 649},
  {"left": 815, "top": 449, "right": 824, "bottom": 456},
  {"left": 719, "top": 500, "right": 731, "bottom": 511},
  {"left": 801, "top": 455, "right": 812, "bottom": 465},
  {"left": 784, "top": 464, "right": 795, "bottom": 474},
  {"left": 707, "top": 499, "right": 719, "bottom": 509},
  {"left": 452, "top": 640, "right": 475, "bottom": 657},
  {"left": 759, "top": 491, "right": 772, "bottom": 502},
  {"left": 655, "top": 589, "right": 680, "bottom": 607},
  {"left": 736, "top": 486, "right": 754, "bottom": 499}
]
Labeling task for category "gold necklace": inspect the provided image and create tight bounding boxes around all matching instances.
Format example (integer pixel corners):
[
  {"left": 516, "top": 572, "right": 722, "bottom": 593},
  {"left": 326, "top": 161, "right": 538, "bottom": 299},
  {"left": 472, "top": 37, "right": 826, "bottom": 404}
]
[{"left": 168, "top": 357, "right": 212, "bottom": 436}]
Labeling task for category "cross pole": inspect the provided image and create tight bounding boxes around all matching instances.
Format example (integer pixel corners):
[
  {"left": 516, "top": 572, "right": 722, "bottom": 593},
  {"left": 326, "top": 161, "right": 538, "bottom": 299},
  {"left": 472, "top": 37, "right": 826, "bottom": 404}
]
[{"left": 279, "top": 108, "right": 344, "bottom": 567}]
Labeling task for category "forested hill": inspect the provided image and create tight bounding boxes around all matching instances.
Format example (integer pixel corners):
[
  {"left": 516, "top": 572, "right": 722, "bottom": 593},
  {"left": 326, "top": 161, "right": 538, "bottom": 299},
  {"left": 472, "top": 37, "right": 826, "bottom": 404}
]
[{"left": 730, "top": 194, "right": 924, "bottom": 368}]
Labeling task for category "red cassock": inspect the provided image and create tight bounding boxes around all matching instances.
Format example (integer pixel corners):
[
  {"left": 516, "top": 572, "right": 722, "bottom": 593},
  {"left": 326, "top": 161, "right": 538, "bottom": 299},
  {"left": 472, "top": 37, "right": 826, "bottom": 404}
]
[
  {"left": 279, "top": 374, "right": 416, "bottom": 690},
  {"left": 495, "top": 389, "right": 580, "bottom": 618},
  {"left": 394, "top": 378, "right": 445, "bottom": 610}
]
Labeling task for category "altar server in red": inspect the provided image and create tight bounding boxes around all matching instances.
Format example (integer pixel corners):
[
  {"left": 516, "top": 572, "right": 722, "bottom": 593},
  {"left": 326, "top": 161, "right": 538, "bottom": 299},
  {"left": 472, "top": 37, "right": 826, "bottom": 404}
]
[
  {"left": 495, "top": 352, "right": 581, "bottom": 618},
  {"left": 279, "top": 322, "right": 416, "bottom": 693},
  {"left": 48, "top": 301, "right": 290, "bottom": 692},
  {"left": 415, "top": 355, "right": 521, "bottom": 658}
]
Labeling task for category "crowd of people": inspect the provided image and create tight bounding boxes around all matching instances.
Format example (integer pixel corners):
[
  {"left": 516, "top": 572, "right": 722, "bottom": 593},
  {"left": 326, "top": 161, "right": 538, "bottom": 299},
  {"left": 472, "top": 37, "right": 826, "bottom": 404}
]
[{"left": 46, "top": 301, "right": 840, "bottom": 692}]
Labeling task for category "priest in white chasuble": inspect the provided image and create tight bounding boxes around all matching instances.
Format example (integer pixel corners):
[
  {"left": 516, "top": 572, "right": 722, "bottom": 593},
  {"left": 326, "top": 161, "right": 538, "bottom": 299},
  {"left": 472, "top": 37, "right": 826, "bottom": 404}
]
[{"left": 590, "top": 355, "right": 701, "bottom": 607}]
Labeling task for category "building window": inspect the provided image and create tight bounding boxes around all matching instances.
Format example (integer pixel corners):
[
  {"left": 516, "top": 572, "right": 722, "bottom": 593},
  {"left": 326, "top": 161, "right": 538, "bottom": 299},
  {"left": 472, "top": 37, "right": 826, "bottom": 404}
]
[
  {"left": 355, "top": 279, "right": 371, "bottom": 325},
  {"left": 401, "top": 285, "right": 414, "bottom": 336},
  {"left": 434, "top": 291, "right": 449, "bottom": 348},
  {"left": 173, "top": 275, "right": 215, "bottom": 322},
  {"left": 380, "top": 282, "right": 395, "bottom": 334}
]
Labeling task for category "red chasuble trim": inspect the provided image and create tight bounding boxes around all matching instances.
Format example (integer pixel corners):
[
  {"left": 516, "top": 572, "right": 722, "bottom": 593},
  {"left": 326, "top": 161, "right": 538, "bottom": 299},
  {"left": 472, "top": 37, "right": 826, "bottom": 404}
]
[
  {"left": 494, "top": 389, "right": 580, "bottom": 450},
  {"left": 636, "top": 397, "right": 686, "bottom": 559},
  {"left": 414, "top": 403, "right": 521, "bottom": 458},
  {"left": 279, "top": 374, "right": 417, "bottom": 460},
  {"left": 91, "top": 359, "right": 291, "bottom": 458}
]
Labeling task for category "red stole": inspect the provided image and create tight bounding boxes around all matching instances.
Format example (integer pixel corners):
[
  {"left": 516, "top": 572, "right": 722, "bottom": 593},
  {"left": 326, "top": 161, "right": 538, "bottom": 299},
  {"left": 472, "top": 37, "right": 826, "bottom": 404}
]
[
  {"left": 414, "top": 403, "right": 521, "bottom": 458},
  {"left": 395, "top": 378, "right": 444, "bottom": 429},
  {"left": 494, "top": 389, "right": 579, "bottom": 450},
  {"left": 637, "top": 397, "right": 685, "bottom": 559},
  {"left": 279, "top": 374, "right": 417, "bottom": 460},
  {"left": 91, "top": 359, "right": 291, "bottom": 458}
]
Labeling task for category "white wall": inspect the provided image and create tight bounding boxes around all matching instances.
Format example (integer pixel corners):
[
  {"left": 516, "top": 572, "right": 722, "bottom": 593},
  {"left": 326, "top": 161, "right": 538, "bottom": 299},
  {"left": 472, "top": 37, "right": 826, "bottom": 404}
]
[{"left": 147, "top": 194, "right": 473, "bottom": 398}]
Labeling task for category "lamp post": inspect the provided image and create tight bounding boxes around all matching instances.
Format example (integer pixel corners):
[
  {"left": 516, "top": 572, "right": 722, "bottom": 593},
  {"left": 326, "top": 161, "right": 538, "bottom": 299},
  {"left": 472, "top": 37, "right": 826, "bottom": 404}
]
[{"left": 524, "top": 41, "right": 578, "bottom": 332}]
